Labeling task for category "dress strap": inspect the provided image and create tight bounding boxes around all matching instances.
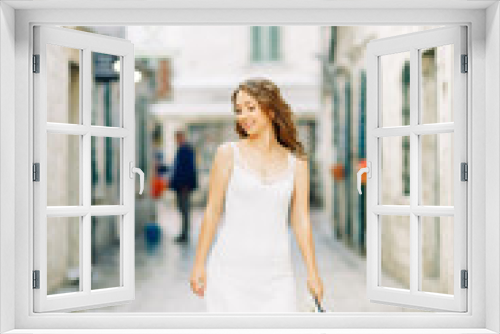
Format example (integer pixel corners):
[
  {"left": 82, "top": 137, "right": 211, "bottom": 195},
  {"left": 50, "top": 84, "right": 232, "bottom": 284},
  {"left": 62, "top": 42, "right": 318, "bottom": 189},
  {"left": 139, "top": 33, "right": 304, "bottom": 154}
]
[{"left": 288, "top": 151, "right": 296, "bottom": 175}]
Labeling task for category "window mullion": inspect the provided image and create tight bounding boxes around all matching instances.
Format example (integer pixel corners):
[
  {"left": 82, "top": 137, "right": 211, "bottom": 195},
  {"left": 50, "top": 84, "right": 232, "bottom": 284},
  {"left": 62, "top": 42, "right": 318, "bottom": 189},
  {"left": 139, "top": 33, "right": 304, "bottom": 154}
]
[
  {"left": 82, "top": 48, "right": 91, "bottom": 294},
  {"left": 410, "top": 47, "right": 419, "bottom": 294}
]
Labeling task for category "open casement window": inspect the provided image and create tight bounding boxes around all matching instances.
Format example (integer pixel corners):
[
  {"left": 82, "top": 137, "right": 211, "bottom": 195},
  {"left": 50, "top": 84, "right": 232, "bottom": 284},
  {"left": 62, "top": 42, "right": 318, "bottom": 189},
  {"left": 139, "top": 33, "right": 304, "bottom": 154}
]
[
  {"left": 33, "top": 25, "right": 143, "bottom": 312},
  {"left": 363, "top": 25, "right": 468, "bottom": 312}
]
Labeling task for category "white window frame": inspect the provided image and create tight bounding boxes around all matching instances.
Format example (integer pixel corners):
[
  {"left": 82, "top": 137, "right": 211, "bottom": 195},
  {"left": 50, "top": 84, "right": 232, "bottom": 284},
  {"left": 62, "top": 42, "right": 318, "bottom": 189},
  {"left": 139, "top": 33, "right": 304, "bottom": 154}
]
[
  {"left": 366, "top": 25, "right": 468, "bottom": 312},
  {"left": 0, "top": 3, "right": 498, "bottom": 333},
  {"left": 32, "top": 25, "right": 137, "bottom": 313}
]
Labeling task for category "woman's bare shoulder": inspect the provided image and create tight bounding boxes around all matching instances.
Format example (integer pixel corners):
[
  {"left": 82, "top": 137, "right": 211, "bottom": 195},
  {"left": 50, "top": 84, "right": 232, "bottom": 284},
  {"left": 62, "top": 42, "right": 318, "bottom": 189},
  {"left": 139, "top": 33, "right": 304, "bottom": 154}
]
[
  {"left": 213, "top": 141, "right": 235, "bottom": 167},
  {"left": 294, "top": 156, "right": 309, "bottom": 185}
]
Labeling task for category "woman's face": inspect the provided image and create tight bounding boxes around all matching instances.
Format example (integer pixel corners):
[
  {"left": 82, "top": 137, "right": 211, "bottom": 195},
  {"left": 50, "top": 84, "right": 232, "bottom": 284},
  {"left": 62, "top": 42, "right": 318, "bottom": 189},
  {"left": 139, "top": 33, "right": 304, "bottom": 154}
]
[{"left": 234, "top": 89, "right": 272, "bottom": 136}]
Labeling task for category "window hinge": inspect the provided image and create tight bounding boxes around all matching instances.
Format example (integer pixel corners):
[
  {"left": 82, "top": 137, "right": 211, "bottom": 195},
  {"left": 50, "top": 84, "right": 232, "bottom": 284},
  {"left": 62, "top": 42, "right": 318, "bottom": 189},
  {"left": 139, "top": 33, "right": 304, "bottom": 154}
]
[
  {"left": 461, "top": 162, "right": 468, "bottom": 181},
  {"left": 33, "top": 54, "right": 40, "bottom": 73},
  {"left": 461, "top": 54, "right": 468, "bottom": 73},
  {"left": 461, "top": 270, "right": 468, "bottom": 289},
  {"left": 33, "top": 270, "right": 40, "bottom": 289},
  {"left": 33, "top": 163, "right": 40, "bottom": 182}
]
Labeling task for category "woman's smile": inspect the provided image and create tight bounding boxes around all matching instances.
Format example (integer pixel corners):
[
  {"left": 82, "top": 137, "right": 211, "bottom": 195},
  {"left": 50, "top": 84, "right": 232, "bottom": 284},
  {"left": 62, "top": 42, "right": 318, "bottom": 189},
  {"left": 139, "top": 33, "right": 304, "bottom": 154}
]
[{"left": 243, "top": 120, "right": 256, "bottom": 130}]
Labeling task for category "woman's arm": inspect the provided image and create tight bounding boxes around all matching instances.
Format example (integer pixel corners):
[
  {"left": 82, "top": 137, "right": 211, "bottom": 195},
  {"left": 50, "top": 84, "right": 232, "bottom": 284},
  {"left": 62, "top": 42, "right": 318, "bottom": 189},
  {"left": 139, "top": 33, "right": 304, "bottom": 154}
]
[
  {"left": 190, "top": 143, "right": 232, "bottom": 297},
  {"left": 290, "top": 157, "right": 324, "bottom": 300}
]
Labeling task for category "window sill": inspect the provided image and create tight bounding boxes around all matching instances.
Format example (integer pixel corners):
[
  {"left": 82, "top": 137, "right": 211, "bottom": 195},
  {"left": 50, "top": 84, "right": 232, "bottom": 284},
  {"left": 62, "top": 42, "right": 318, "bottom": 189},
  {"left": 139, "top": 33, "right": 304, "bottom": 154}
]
[{"left": 3, "top": 329, "right": 497, "bottom": 334}]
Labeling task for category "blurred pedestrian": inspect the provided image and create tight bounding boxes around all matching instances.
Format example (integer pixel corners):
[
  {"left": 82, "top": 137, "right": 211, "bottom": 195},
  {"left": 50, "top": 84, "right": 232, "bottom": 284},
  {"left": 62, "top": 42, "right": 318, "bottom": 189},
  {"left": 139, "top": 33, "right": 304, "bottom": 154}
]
[
  {"left": 167, "top": 129, "right": 198, "bottom": 244},
  {"left": 189, "top": 77, "right": 324, "bottom": 312}
]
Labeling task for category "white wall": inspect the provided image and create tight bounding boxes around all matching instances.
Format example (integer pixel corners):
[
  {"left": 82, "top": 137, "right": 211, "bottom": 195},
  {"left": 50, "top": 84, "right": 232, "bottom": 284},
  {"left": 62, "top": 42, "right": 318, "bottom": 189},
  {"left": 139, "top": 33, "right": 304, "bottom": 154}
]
[
  {"left": 127, "top": 25, "right": 321, "bottom": 108},
  {"left": 0, "top": 2, "right": 16, "bottom": 333},
  {"left": 485, "top": 2, "right": 500, "bottom": 333}
]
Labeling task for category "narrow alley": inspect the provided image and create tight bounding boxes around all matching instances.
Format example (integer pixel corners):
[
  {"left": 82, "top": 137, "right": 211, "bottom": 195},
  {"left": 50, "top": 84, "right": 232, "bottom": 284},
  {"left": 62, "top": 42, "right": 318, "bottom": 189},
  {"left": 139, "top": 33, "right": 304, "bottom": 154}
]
[{"left": 80, "top": 204, "right": 424, "bottom": 313}]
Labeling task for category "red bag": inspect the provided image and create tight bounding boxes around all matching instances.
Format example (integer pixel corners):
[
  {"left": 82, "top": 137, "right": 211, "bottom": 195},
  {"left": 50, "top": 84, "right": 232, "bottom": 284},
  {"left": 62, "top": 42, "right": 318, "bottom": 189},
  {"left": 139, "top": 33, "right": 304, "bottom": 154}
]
[{"left": 151, "top": 176, "right": 167, "bottom": 199}]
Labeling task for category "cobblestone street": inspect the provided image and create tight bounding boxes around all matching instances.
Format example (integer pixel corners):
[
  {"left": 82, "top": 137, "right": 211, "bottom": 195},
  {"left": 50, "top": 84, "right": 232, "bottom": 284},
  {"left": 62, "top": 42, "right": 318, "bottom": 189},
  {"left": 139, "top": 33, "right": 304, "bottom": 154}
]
[{"left": 81, "top": 201, "right": 425, "bottom": 313}]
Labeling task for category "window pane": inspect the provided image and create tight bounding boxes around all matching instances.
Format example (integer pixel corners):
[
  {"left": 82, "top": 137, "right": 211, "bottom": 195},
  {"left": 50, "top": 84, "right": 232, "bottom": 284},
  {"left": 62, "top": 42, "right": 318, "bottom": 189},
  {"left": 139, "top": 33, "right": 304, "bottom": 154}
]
[
  {"left": 380, "top": 136, "right": 410, "bottom": 205},
  {"left": 46, "top": 44, "right": 80, "bottom": 124},
  {"left": 421, "top": 45, "right": 454, "bottom": 124},
  {"left": 91, "top": 136, "right": 121, "bottom": 206},
  {"left": 91, "top": 52, "right": 121, "bottom": 127},
  {"left": 47, "top": 133, "right": 80, "bottom": 206},
  {"left": 381, "top": 51, "right": 411, "bottom": 127},
  {"left": 421, "top": 133, "right": 454, "bottom": 206},
  {"left": 91, "top": 215, "right": 121, "bottom": 290},
  {"left": 421, "top": 216, "right": 454, "bottom": 295},
  {"left": 380, "top": 215, "right": 410, "bottom": 290},
  {"left": 47, "top": 217, "right": 80, "bottom": 295}
]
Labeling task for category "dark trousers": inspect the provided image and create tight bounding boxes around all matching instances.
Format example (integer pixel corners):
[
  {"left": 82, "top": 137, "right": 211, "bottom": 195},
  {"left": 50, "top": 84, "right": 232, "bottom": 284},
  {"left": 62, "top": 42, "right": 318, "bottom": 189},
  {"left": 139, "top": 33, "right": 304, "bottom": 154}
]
[{"left": 175, "top": 188, "right": 191, "bottom": 238}]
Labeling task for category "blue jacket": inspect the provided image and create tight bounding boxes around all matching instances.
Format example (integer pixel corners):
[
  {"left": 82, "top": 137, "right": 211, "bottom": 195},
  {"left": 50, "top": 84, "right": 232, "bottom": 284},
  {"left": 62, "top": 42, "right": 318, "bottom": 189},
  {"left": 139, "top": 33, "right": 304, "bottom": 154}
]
[{"left": 169, "top": 142, "right": 198, "bottom": 193}]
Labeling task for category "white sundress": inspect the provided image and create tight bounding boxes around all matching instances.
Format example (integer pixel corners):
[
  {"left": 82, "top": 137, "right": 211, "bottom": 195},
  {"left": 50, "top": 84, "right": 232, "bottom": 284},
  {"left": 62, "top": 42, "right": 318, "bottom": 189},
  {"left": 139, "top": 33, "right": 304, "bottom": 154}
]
[{"left": 205, "top": 141, "right": 299, "bottom": 313}]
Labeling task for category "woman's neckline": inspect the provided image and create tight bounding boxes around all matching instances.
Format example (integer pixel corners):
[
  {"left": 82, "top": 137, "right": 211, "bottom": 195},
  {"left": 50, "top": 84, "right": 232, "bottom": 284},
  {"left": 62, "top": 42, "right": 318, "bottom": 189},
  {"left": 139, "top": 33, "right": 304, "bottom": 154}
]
[{"left": 233, "top": 141, "right": 293, "bottom": 186}]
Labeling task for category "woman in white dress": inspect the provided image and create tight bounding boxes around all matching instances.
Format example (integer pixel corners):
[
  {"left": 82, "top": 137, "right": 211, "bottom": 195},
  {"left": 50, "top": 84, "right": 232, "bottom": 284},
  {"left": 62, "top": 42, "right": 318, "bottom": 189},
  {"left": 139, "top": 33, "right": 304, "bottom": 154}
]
[{"left": 189, "top": 78, "right": 324, "bottom": 312}]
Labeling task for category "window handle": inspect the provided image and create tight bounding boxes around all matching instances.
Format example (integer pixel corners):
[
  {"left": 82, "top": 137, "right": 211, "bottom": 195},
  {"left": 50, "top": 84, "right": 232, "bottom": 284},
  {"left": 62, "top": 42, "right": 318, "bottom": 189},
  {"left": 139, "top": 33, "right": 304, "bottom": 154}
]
[
  {"left": 129, "top": 161, "right": 144, "bottom": 195},
  {"left": 357, "top": 161, "right": 371, "bottom": 195}
]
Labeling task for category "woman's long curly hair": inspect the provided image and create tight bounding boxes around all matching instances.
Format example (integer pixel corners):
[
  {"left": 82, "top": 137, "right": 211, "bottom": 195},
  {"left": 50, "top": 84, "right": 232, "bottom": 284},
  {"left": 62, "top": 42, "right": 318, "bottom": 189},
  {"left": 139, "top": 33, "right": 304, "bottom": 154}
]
[{"left": 230, "top": 77, "right": 307, "bottom": 161}]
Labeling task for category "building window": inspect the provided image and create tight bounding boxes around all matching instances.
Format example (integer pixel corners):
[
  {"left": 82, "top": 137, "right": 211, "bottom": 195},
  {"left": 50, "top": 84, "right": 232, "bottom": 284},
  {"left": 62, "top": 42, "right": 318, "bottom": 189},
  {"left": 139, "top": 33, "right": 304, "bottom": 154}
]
[{"left": 251, "top": 26, "right": 281, "bottom": 63}]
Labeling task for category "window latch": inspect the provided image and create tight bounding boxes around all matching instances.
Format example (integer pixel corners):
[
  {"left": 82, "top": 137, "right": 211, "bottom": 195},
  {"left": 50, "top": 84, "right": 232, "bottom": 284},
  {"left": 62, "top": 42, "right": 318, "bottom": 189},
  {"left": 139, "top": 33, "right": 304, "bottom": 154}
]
[
  {"left": 357, "top": 161, "right": 371, "bottom": 195},
  {"left": 129, "top": 161, "right": 144, "bottom": 195}
]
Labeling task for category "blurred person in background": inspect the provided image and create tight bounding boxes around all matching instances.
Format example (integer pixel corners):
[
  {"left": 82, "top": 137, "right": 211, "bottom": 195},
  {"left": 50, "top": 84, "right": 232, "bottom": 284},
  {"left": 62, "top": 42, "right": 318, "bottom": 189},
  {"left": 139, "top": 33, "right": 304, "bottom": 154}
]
[
  {"left": 166, "top": 129, "right": 198, "bottom": 244},
  {"left": 189, "top": 77, "right": 324, "bottom": 312}
]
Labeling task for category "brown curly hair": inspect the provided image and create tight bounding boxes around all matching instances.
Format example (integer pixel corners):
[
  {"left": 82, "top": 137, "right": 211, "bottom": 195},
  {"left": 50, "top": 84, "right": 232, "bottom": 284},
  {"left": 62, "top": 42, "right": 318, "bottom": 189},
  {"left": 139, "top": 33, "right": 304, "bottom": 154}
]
[{"left": 230, "top": 77, "right": 307, "bottom": 161}]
